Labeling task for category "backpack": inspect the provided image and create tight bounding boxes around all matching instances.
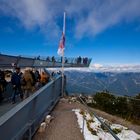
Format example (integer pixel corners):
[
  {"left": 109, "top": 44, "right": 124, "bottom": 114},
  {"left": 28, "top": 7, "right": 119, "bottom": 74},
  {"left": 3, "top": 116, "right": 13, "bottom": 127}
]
[{"left": 20, "top": 77, "right": 26, "bottom": 86}]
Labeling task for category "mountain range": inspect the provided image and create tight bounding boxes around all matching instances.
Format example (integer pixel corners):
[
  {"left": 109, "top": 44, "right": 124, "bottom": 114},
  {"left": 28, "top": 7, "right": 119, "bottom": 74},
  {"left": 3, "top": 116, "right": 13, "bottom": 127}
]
[{"left": 64, "top": 70, "right": 140, "bottom": 96}]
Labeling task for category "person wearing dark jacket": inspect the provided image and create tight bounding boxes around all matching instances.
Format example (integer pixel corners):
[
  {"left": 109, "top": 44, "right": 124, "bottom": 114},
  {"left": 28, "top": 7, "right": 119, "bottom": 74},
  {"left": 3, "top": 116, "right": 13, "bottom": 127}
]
[
  {"left": 11, "top": 67, "right": 23, "bottom": 103},
  {"left": 0, "top": 70, "right": 6, "bottom": 102}
]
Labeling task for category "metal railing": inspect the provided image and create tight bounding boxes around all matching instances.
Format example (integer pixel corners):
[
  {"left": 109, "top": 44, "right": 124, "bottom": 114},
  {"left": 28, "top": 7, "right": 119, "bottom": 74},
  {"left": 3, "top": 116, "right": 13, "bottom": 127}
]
[
  {"left": 78, "top": 96, "right": 120, "bottom": 140},
  {"left": 0, "top": 54, "right": 92, "bottom": 68},
  {"left": 0, "top": 75, "right": 62, "bottom": 140}
]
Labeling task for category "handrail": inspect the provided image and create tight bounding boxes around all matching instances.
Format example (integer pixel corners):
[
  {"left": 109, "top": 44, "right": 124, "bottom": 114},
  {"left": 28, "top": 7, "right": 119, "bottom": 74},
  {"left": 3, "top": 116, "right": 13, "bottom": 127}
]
[
  {"left": 0, "top": 54, "right": 92, "bottom": 68},
  {"left": 0, "top": 75, "right": 62, "bottom": 140},
  {"left": 78, "top": 96, "right": 120, "bottom": 140}
]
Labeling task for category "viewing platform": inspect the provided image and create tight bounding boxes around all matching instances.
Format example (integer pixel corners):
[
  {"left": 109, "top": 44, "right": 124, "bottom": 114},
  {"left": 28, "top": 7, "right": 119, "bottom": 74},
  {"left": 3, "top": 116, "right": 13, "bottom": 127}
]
[
  {"left": 0, "top": 53, "right": 92, "bottom": 140},
  {"left": 0, "top": 54, "right": 92, "bottom": 68}
]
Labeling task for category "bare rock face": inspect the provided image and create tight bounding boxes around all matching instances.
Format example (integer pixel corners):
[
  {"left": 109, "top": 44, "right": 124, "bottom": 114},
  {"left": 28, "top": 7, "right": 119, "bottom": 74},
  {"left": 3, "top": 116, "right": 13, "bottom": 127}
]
[
  {"left": 37, "top": 115, "right": 54, "bottom": 133},
  {"left": 38, "top": 122, "right": 46, "bottom": 133},
  {"left": 45, "top": 115, "right": 54, "bottom": 124}
]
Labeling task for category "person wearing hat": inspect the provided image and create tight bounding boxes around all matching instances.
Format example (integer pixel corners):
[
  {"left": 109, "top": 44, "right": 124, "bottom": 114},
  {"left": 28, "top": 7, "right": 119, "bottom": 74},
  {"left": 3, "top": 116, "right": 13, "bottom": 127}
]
[{"left": 11, "top": 67, "right": 23, "bottom": 103}]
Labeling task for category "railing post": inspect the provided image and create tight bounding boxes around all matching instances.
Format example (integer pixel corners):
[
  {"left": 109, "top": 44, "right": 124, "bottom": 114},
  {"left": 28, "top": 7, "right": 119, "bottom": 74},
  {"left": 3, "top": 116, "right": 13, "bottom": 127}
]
[
  {"left": 28, "top": 127, "right": 32, "bottom": 140},
  {"left": 82, "top": 116, "right": 85, "bottom": 135}
]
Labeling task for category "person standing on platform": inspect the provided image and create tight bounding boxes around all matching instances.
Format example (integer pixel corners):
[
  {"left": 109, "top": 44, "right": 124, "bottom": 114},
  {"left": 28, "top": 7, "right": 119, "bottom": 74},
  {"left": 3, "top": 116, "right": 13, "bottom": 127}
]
[
  {"left": 40, "top": 71, "right": 50, "bottom": 86},
  {"left": 23, "top": 69, "right": 34, "bottom": 98},
  {"left": 11, "top": 67, "right": 23, "bottom": 104}
]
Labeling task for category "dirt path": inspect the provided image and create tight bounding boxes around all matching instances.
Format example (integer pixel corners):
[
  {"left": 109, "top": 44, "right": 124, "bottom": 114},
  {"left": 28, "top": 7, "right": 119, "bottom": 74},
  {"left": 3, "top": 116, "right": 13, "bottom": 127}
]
[{"left": 33, "top": 98, "right": 84, "bottom": 140}]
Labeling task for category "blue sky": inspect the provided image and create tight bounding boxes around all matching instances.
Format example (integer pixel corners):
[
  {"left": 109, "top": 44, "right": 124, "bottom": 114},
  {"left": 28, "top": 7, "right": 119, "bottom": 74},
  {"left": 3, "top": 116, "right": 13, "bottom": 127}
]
[{"left": 0, "top": 0, "right": 140, "bottom": 65}]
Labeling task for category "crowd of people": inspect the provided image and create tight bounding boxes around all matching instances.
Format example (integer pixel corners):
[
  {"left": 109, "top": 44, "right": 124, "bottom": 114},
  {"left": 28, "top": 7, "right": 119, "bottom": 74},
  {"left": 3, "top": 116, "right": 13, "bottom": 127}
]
[
  {"left": 36, "top": 55, "right": 89, "bottom": 65},
  {"left": 0, "top": 67, "right": 50, "bottom": 104},
  {"left": 76, "top": 56, "right": 89, "bottom": 65}
]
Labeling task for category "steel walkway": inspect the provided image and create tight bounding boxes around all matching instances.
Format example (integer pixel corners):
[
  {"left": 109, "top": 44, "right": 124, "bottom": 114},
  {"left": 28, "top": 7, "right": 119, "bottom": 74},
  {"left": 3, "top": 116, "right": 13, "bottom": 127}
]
[{"left": 0, "top": 75, "right": 62, "bottom": 140}]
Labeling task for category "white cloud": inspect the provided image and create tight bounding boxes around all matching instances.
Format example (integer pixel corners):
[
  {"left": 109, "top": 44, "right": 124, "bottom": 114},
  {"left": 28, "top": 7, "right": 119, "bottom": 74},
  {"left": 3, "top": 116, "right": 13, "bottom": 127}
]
[
  {"left": 89, "top": 64, "right": 140, "bottom": 72},
  {"left": 90, "top": 63, "right": 103, "bottom": 69},
  {"left": 75, "top": 0, "right": 140, "bottom": 37},
  {"left": 47, "top": 64, "right": 140, "bottom": 72},
  {"left": 0, "top": 0, "right": 140, "bottom": 38}
]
